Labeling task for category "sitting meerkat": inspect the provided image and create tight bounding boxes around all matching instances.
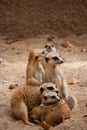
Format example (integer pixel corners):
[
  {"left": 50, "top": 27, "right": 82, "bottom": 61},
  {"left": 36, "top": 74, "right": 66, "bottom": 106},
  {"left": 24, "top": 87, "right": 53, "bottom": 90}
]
[
  {"left": 26, "top": 49, "right": 47, "bottom": 86},
  {"left": 43, "top": 52, "right": 76, "bottom": 109},
  {"left": 10, "top": 83, "right": 59, "bottom": 125},
  {"left": 29, "top": 91, "right": 71, "bottom": 127}
]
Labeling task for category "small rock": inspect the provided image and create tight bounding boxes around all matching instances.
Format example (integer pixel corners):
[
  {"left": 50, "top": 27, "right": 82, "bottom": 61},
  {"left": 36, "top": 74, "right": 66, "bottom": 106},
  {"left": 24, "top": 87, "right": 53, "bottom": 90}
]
[
  {"left": 85, "top": 103, "right": 87, "bottom": 107},
  {"left": 0, "top": 57, "right": 3, "bottom": 63},
  {"left": 47, "top": 35, "right": 55, "bottom": 41},
  {"left": 83, "top": 115, "right": 87, "bottom": 117},
  {"left": 81, "top": 49, "right": 87, "bottom": 52},
  {"left": 8, "top": 83, "right": 18, "bottom": 89},
  {"left": 62, "top": 41, "right": 74, "bottom": 48},
  {"left": 68, "top": 78, "right": 80, "bottom": 85}
]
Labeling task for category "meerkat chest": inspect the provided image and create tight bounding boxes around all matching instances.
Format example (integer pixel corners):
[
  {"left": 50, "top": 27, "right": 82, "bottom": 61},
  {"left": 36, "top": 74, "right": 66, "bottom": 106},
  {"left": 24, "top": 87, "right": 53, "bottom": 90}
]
[
  {"left": 34, "top": 64, "right": 44, "bottom": 82},
  {"left": 53, "top": 67, "right": 61, "bottom": 83},
  {"left": 45, "top": 68, "right": 56, "bottom": 83}
]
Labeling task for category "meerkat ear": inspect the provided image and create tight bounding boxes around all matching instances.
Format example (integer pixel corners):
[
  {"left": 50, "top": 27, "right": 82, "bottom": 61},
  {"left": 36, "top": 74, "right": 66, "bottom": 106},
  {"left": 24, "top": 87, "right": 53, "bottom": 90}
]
[
  {"left": 35, "top": 56, "right": 39, "bottom": 60},
  {"left": 45, "top": 57, "right": 49, "bottom": 63},
  {"left": 40, "top": 87, "right": 44, "bottom": 93}
]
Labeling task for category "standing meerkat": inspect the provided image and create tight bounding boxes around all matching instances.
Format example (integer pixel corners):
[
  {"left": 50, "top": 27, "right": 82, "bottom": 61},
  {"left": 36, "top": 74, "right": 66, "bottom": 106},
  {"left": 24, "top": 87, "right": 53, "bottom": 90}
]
[
  {"left": 26, "top": 49, "right": 47, "bottom": 86},
  {"left": 10, "top": 83, "right": 59, "bottom": 125},
  {"left": 43, "top": 52, "right": 76, "bottom": 109},
  {"left": 29, "top": 91, "right": 71, "bottom": 127}
]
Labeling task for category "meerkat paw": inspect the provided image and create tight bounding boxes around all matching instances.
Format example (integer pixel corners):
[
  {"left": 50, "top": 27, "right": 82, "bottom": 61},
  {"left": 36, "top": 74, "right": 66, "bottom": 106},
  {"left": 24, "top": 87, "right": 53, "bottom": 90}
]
[
  {"left": 25, "top": 121, "right": 35, "bottom": 126},
  {"left": 62, "top": 92, "right": 68, "bottom": 99}
]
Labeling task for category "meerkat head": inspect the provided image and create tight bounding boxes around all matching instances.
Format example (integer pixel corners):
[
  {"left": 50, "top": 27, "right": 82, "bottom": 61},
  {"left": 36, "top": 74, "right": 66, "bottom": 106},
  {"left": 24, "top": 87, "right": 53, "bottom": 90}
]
[
  {"left": 28, "top": 49, "right": 47, "bottom": 63},
  {"left": 42, "top": 91, "right": 61, "bottom": 105},
  {"left": 43, "top": 43, "right": 56, "bottom": 53},
  {"left": 40, "top": 83, "right": 59, "bottom": 94},
  {"left": 45, "top": 52, "right": 63, "bottom": 66}
]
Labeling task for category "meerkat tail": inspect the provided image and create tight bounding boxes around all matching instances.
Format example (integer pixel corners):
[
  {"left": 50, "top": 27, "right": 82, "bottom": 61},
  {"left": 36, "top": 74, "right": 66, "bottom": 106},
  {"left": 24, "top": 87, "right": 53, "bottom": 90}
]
[{"left": 65, "top": 95, "right": 77, "bottom": 110}]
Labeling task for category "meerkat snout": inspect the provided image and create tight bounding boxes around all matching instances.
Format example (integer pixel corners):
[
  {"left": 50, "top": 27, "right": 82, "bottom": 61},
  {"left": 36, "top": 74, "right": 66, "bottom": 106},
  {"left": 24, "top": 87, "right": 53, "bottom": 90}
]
[{"left": 52, "top": 56, "right": 64, "bottom": 64}]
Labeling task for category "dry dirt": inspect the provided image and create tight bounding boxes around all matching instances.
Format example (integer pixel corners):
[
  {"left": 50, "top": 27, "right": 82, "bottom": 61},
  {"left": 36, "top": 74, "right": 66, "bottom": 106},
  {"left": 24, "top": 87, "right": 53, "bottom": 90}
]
[
  {"left": 0, "top": 0, "right": 87, "bottom": 38},
  {"left": 0, "top": 34, "right": 87, "bottom": 130}
]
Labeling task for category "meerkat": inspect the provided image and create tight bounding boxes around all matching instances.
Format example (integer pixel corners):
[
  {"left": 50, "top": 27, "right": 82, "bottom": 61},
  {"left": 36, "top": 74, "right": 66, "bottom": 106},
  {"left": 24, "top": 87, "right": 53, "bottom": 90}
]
[
  {"left": 26, "top": 49, "right": 47, "bottom": 86},
  {"left": 43, "top": 52, "right": 76, "bottom": 109},
  {"left": 10, "top": 83, "right": 59, "bottom": 125},
  {"left": 29, "top": 91, "right": 71, "bottom": 127},
  {"left": 41, "top": 43, "right": 63, "bottom": 69},
  {"left": 43, "top": 43, "right": 57, "bottom": 53}
]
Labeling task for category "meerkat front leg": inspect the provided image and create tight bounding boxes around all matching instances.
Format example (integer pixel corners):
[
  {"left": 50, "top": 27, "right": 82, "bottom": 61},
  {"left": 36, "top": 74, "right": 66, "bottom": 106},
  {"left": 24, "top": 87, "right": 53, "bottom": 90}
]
[
  {"left": 11, "top": 101, "right": 33, "bottom": 125},
  {"left": 27, "top": 77, "right": 41, "bottom": 86}
]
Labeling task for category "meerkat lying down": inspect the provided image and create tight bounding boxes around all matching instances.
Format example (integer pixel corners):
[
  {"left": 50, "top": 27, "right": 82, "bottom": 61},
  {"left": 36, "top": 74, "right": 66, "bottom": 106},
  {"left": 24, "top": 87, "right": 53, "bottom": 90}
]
[
  {"left": 26, "top": 49, "right": 47, "bottom": 86},
  {"left": 10, "top": 83, "right": 58, "bottom": 125},
  {"left": 43, "top": 52, "right": 76, "bottom": 110},
  {"left": 29, "top": 91, "right": 71, "bottom": 127}
]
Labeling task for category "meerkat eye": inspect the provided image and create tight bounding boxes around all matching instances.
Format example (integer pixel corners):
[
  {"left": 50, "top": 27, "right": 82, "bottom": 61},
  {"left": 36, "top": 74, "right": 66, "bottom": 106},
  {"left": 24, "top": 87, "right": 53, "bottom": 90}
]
[
  {"left": 51, "top": 44, "right": 54, "bottom": 47},
  {"left": 51, "top": 96, "right": 56, "bottom": 99},
  {"left": 45, "top": 57, "right": 49, "bottom": 63},
  {"left": 40, "top": 87, "right": 44, "bottom": 93},
  {"left": 47, "top": 86, "right": 54, "bottom": 91},
  {"left": 44, "top": 96, "right": 48, "bottom": 100},
  {"left": 52, "top": 56, "right": 59, "bottom": 61},
  {"left": 44, "top": 45, "right": 48, "bottom": 48},
  {"left": 35, "top": 56, "right": 39, "bottom": 60}
]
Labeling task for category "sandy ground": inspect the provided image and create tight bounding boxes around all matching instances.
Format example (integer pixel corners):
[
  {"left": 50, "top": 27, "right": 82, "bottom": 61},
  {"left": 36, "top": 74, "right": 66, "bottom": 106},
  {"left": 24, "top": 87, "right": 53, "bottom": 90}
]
[{"left": 0, "top": 34, "right": 87, "bottom": 130}]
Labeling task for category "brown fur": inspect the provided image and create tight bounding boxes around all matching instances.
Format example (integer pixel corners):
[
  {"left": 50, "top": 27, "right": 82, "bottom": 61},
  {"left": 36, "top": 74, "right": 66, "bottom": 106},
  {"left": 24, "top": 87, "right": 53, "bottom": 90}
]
[
  {"left": 26, "top": 49, "right": 45, "bottom": 86},
  {"left": 29, "top": 100, "right": 71, "bottom": 127},
  {"left": 10, "top": 83, "right": 58, "bottom": 125}
]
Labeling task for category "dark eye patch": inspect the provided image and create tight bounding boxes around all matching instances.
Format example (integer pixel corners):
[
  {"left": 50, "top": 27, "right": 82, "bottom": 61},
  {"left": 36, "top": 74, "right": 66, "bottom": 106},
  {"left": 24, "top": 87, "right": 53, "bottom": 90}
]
[
  {"left": 35, "top": 56, "right": 39, "bottom": 60},
  {"left": 51, "top": 96, "right": 56, "bottom": 99},
  {"left": 51, "top": 44, "right": 54, "bottom": 47},
  {"left": 40, "top": 87, "right": 44, "bottom": 93},
  {"left": 47, "top": 86, "right": 54, "bottom": 91},
  {"left": 52, "top": 56, "right": 59, "bottom": 61},
  {"left": 44, "top": 45, "right": 48, "bottom": 48},
  {"left": 45, "top": 57, "right": 49, "bottom": 63},
  {"left": 44, "top": 96, "right": 48, "bottom": 100}
]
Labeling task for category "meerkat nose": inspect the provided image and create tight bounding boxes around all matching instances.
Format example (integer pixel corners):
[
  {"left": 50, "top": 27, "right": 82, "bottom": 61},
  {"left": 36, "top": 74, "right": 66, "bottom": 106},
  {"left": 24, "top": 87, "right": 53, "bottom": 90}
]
[{"left": 60, "top": 60, "right": 64, "bottom": 64}]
